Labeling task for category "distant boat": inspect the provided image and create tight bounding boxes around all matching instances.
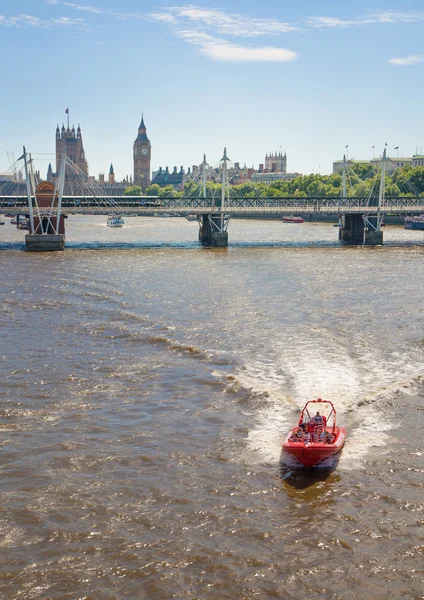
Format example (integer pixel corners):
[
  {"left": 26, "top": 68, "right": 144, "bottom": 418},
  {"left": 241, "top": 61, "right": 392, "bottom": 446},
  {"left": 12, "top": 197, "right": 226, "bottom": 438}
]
[
  {"left": 107, "top": 215, "right": 124, "bottom": 228},
  {"left": 186, "top": 214, "right": 197, "bottom": 221},
  {"left": 17, "top": 217, "right": 30, "bottom": 230},
  {"left": 0, "top": 218, "right": 5, "bottom": 225},
  {"left": 282, "top": 215, "right": 304, "bottom": 223},
  {"left": 405, "top": 216, "right": 424, "bottom": 230}
]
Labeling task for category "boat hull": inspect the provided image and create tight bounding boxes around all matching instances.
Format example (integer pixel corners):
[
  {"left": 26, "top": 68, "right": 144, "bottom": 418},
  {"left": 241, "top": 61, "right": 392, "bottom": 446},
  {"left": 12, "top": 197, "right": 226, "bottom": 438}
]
[
  {"left": 282, "top": 216, "right": 304, "bottom": 223},
  {"left": 283, "top": 427, "right": 346, "bottom": 468},
  {"left": 405, "top": 219, "right": 424, "bottom": 230}
]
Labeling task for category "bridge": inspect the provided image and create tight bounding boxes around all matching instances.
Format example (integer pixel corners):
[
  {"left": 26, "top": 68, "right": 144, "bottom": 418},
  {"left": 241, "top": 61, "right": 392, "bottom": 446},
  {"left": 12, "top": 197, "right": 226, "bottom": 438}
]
[
  {"left": 2, "top": 147, "right": 424, "bottom": 250},
  {"left": 2, "top": 195, "right": 424, "bottom": 215}
]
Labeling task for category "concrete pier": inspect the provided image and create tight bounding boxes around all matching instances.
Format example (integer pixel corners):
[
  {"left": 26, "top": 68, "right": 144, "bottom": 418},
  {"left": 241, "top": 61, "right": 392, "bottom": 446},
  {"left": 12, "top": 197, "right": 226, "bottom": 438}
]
[
  {"left": 364, "top": 229, "right": 383, "bottom": 245},
  {"left": 25, "top": 234, "right": 65, "bottom": 252},
  {"left": 198, "top": 214, "right": 228, "bottom": 247},
  {"left": 339, "top": 214, "right": 364, "bottom": 244},
  {"left": 364, "top": 216, "right": 383, "bottom": 245}
]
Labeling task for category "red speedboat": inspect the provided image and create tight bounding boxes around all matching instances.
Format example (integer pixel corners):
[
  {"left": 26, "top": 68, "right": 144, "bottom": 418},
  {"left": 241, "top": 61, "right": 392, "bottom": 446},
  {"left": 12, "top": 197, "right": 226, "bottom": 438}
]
[{"left": 282, "top": 398, "right": 346, "bottom": 468}]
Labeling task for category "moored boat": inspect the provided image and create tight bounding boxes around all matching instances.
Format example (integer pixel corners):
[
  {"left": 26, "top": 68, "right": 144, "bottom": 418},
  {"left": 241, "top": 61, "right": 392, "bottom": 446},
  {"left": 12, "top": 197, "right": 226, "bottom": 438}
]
[
  {"left": 107, "top": 215, "right": 124, "bottom": 228},
  {"left": 282, "top": 215, "right": 304, "bottom": 223},
  {"left": 405, "top": 215, "right": 424, "bottom": 230},
  {"left": 17, "top": 217, "right": 30, "bottom": 230},
  {"left": 282, "top": 398, "right": 346, "bottom": 468}
]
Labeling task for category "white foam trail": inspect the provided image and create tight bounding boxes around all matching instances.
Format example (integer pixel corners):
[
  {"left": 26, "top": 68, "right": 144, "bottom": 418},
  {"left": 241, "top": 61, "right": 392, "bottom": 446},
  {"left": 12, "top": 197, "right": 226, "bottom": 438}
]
[{"left": 235, "top": 330, "right": 419, "bottom": 467}]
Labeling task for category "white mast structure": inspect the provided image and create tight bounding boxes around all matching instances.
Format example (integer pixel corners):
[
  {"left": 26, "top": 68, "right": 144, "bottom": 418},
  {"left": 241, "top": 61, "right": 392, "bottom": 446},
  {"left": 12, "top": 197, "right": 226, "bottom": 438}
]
[
  {"left": 378, "top": 147, "right": 387, "bottom": 224},
  {"left": 202, "top": 153, "right": 207, "bottom": 200},
  {"left": 342, "top": 154, "right": 347, "bottom": 199},
  {"left": 23, "top": 147, "right": 35, "bottom": 233},
  {"left": 22, "top": 146, "right": 66, "bottom": 236},
  {"left": 220, "top": 146, "right": 229, "bottom": 232}
]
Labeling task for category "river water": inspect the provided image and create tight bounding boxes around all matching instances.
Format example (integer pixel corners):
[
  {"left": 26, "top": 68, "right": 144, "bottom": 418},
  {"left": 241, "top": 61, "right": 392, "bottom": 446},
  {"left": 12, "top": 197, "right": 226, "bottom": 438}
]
[{"left": 0, "top": 216, "right": 423, "bottom": 599}]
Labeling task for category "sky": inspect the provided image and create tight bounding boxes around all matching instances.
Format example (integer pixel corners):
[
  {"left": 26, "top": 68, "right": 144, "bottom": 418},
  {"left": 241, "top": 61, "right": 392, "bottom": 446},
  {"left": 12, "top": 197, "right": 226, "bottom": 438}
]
[{"left": 1, "top": 0, "right": 424, "bottom": 179}]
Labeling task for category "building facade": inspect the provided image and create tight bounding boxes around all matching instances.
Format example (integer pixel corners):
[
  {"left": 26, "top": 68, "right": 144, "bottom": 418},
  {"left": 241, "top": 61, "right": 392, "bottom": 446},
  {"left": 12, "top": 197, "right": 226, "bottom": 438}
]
[
  {"left": 55, "top": 124, "right": 88, "bottom": 175},
  {"left": 251, "top": 172, "right": 301, "bottom": 184},
  {"left": 333, "top": 156, "right": 415, "bottom": 175},
  {"left": 265, "top": 151, "right": 287, "bottom": 173},
  {"left": 133, "top": 116, "right": 151, "bottom": 189}
]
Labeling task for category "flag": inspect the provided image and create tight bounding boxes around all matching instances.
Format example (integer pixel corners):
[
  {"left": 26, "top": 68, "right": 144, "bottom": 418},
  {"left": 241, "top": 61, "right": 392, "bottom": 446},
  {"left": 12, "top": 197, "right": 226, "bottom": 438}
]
[
  {"left": 394, "top": 146, "right": 399, "bottom": 149},
  {"left": 65, "top": 108, "right": 69, "bottom": 114},
  {"left": 385, "top": 142, "right": 388, "bottom": 146},
  {"left": 345, "top": 145, "right": 348, "bottom": 148},
  {"left": 372, "top": 146, "right": 375, "bottom": 148}
]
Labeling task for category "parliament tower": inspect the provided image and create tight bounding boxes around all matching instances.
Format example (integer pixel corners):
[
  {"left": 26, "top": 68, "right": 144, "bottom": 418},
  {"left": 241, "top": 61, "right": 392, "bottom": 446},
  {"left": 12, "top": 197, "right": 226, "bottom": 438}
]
[
  {"left": 55, "top": 123, "right": 88, "bottom": 175},
  {"left": 133, "top": 115, "right": 151, "bottom": 188}
]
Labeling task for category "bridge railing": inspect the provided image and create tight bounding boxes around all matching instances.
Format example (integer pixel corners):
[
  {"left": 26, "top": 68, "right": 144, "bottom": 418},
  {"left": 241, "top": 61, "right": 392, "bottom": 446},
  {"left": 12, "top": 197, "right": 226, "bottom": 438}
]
[{"left": 2, "top": 195, "right": 424, "bottom": 211}]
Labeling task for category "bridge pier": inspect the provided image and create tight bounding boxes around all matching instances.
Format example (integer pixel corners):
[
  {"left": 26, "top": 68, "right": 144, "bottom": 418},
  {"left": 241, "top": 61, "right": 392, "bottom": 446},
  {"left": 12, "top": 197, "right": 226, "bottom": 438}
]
[
  {"left": 363, "top": 216, "right": 383, "bottom": 245},
  {"left": 25, "top": 233, "right": 65, "bottom": 252},
  {"left": 339, "top": 214, "right": 383, "bottom": 245},
  {"left": 198, "top": 214, "right": 229, "bottom": 247},
  {"left": 25, "top": 181, "right": 66, "bottom": 252},
  {"left": 339, "top": 214, "right": 365, "bottom": 244}
]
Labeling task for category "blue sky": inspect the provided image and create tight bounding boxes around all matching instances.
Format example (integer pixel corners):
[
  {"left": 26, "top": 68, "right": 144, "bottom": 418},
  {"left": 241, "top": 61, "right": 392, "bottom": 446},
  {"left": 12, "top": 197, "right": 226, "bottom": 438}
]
[{"left": 1, "top": 0, "right": 424, "bottom": 179}]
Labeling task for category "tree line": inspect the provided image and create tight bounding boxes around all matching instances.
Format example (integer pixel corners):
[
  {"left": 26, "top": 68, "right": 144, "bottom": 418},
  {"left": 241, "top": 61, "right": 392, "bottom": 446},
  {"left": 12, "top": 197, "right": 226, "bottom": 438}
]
[{"left": 124, "top": 164, "right": 424, "bottom": 199}]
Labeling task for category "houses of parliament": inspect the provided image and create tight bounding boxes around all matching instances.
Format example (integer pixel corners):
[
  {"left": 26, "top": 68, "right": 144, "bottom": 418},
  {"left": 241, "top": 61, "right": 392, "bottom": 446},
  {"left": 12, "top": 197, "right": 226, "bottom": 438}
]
[
  {"left": 46, "top": 114, "right": 293, "bottom": 194},
  {"left": 48, "top": 116, "right": 152, "bottom": 194}
]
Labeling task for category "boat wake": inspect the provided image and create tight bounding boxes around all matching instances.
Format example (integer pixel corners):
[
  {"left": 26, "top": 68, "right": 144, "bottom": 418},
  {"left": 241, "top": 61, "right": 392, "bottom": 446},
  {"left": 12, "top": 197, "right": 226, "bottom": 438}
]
[{"left": 232, "top": 333, "right": 424, "bottom": 470}]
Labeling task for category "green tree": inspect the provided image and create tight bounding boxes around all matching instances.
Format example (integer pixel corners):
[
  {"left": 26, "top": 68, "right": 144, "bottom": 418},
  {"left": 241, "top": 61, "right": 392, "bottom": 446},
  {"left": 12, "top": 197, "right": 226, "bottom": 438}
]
[
  {"left": 124, "top": 185, "right": 143, "bottom": 196},
  {"left": 145, "top": 184, "right": 161, "bottom": 197}
]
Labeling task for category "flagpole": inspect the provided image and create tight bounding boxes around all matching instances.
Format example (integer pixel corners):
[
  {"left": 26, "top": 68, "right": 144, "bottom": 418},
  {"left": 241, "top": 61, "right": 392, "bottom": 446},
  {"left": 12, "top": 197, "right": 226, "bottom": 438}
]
[{"left": 67, "top": 107, "right": 69, "bottom": 130}]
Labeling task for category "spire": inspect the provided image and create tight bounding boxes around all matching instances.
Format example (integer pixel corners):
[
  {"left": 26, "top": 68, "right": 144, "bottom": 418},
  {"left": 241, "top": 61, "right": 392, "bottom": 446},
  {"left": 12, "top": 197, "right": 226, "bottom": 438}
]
[
  {"left": 135, "top": 113, "right": 150, "bottom": 143},
  {"left": 109, "top": 163, "right": 114, "bottom": 174}
]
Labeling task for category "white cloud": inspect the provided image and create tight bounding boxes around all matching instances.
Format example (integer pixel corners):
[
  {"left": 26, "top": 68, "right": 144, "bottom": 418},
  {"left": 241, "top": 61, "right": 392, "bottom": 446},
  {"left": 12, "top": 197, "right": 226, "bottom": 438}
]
[
  {"left": 307, "top": 11, "right": 424, "bottom": 28},
  {"left": 176, "top": 31, "right": 297, "bottom": 62},
  {"left": 0, "top": 14, "right": 47, "bottom": 28},
  {"left": 150, "top": 6, "right": 299, "bottom": 37},
  {"left": 389, "top": 55, "right": 424, "bottom": 65},
  {"left": 62, "top": 2, "right": 103, "bottom": 14},
  {"left": 0, "top": 11, "right": 90, "bottom": 30}
]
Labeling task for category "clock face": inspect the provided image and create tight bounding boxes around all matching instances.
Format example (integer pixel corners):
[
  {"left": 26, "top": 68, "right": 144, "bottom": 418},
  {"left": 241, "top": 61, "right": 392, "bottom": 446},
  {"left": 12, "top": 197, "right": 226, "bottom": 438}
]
[{"left": 141, "top": 148, "right": 148, "bottom": 156}]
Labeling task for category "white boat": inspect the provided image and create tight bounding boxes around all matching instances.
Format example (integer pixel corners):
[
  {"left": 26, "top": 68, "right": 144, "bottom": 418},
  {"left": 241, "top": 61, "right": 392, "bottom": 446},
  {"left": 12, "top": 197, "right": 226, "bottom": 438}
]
[
  {"left": 186, "top": 214, "right": 198, "bottom": 221},
  {"left": 107, "top": 215, "right": 124, "bottom": 228}
]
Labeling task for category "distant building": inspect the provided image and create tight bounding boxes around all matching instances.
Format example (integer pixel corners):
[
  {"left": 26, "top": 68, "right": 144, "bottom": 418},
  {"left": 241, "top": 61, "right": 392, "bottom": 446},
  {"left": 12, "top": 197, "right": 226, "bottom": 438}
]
[
  {"left": 151, "top": 166, "right": 186, "bottom": 189},
  {"left": 412, "top": 155, "right": 424, "bottom": 167},
  {"left": 265, "top": 151, "right": 287, "bottom": 173},
  {"left": 251, "top": 172, "right": 301, "bottom": 184},
  {"left": 133, "top": 116, "right": 151, "bottom": 189},
  {"left": 333, "top": 156, "right": 414, "bottom": 175},
  {"left": 47, "top": 122, "right": 89, "bottom": 195}
]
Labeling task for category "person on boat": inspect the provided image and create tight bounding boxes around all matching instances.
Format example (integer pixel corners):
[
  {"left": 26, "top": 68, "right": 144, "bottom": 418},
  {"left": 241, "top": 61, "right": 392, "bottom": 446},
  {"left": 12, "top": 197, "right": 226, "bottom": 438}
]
[
  {"left": 290, "top": 428, "right": 303, "bottom": 442},
  {"left": 313, "top": 411, "right": 324, "bottom": 424}
]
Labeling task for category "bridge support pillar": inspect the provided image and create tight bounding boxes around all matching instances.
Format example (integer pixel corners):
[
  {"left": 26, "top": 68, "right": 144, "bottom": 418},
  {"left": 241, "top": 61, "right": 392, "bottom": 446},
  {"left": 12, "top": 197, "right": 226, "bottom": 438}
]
[
  {"left": 339, "top": 214, "right": 364, "bottom": 244},
  {"left": 199, "top": 214, "right": 229, "bottom": 247},
  {"left": 25, "top": 234, "right": 65, "bottom": 252},
  {"left": 364, "top": 216, "right": 383, "bottom": 246},
  {"left": 24, "top": 181, "right": 66, "bottom": 251}
]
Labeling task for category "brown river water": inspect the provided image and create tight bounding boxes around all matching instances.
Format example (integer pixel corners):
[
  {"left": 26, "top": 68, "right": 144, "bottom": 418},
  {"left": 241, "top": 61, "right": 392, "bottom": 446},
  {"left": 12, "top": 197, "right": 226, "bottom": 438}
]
[{"left": 0, "top": 216, "right": 423, "bottom": 599}]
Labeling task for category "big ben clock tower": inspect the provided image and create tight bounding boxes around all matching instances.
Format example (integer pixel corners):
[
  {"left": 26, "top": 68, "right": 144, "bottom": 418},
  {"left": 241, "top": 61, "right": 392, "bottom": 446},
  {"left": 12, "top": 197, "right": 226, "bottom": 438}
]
[{"left": 133, "top": 115, "right": 151, "bottom": 189}]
